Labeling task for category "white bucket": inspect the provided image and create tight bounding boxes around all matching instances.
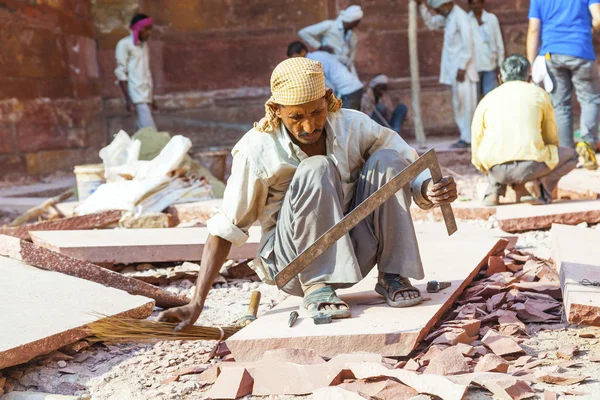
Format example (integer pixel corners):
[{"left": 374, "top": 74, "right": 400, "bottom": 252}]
[{"left": 74, "top": 164, "right": 105, "bottom": 201}]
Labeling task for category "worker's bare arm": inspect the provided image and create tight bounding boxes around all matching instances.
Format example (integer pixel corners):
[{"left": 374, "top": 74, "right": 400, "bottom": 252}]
[
  {"left": 526, "top": 18, "right": 541, "bottom": 64},
  {"left": 590, "top": 4, "right": 600, "bottom": 32},
  {"left": 157, "top": 234, "right": 232, "bottom": 330},
  {"left": 118, "top": 81, "right": 134, "bottom": 113}
]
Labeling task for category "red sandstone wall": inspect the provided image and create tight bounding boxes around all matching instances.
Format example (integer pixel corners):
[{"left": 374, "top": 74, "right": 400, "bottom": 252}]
[
  {"left": 0, "top": 0, "right": 106, "bottom": 178},
  {"left": 93, "top": 0, "right": 531, "bottom": 151}
]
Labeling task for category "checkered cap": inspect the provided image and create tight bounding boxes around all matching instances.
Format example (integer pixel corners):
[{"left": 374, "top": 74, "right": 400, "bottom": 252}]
[{"left": 270, "top": 58, "right": 326, "bottom": 105}]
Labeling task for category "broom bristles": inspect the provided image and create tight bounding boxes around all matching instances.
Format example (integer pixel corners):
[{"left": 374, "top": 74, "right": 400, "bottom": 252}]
[{"left": 87, "top": 315, "right": 241, "bottom": 343}]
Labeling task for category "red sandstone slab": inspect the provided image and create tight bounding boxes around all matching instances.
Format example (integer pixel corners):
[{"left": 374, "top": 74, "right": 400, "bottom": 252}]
[
  {"left": 411, "top": 201, "right": 497, "bottom": 223},
  {"left": 0, "top": 210, "right": 122, "bottom": 240},
  {"left": 551, "top": 224, "right": 600, "bottom": 326},
  {"left": 414, "top": 222, "right": 516, "bottom": 249},
  {"left": 557, "top": 169, "right": 600, "bottom": 200},
  {"left": 227, "top": 229, "right": 506, "bottom": 361},
  {"left": 0, "top": 256, "right": 154, "bottom": 369},
  {"left": 29, "top": 226, "right": 261, "bottom": 264},
  {"left": 0, "top": 234, "right": 188, "bottom": 308},
  {"left": 497, "top": 200, "right": 600, "bottom": 233}
]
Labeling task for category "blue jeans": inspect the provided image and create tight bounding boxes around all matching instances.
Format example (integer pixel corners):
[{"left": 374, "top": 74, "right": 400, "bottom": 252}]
[
  {"left": 479, "top": 70, "right": 498, "bottom": 98},
  {"left": 372, "top": 103, "right": 408, "bottom": 133}
]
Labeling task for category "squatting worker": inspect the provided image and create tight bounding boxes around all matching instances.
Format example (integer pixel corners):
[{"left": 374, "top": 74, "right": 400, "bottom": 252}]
[
  {"left": 471, "top": 55, "right": 577, "bottom": 206},
  {"left": 115, "top": 13, "right": 158, "bottom": 131},
  {"left": 157, "top": 58, "right": 458, "bottom": 327},
  {"left": 298, "top": 5, "right": 363, "bottom": 76},
  {"left": 417, "top": 0, "right": 479, "bottom": 149}
]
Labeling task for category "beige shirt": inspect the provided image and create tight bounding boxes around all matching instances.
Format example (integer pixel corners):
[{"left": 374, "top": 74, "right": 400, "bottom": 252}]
[
  {"left": 114, "top": 35, "right": 153, "bottom": 104},
  {"left": 207, "top": 109, "right": 433, "bottom": 284}
]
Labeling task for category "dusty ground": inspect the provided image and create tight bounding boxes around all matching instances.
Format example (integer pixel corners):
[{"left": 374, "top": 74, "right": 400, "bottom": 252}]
[{"left": 2, "top": 153, "right": 600, "bottom": 399}]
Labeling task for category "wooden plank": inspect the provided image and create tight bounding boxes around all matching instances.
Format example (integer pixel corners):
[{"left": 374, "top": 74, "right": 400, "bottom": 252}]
[
  {"left": 227, "top": 229, "right": 507, "bottom": 361},
  {"left": 497, "top": 200, "right": 600, "bottom": 233},
  {"left": 29, "top": 226, "right": 261, "bottom": 264},
  {"left": 551, "top": 224, "right": 600, "bottom": 326},
  {"left": 0, "top": 256, "right": 154, "bottom": 369}
]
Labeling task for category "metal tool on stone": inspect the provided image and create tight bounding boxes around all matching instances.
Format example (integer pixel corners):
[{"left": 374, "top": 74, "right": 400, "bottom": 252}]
[
  {"left": 274, "top": 149, "right": 457, "bottom": 289},
  {"left": 288, "top": 311, "right": 299, "bottom": 327},
  {"left": 426, "top": 280, "right": 452, "bottom": 293},
  {"left": 238, "top": 290, "right": 261, "bottom": 327}
]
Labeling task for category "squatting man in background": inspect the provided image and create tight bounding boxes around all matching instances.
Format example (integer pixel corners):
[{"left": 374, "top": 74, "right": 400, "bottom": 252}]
[
  {"left": 158, "top": 58, "right": 457, "bottom": 327},
  {"left": 298, "top": 5, "right": 363, "bottom": 76},
  {"left": 417, "top": 0, "right": 478, "bottom": 149},
  {"left": 471, "top": 55, "right": 577, "bottom": 206},
  {"left": 115, "top": 13, "right": 158, "bottom": 131},
  {"left": 361, "top": 74, "right": 409, "bottom": 134}
]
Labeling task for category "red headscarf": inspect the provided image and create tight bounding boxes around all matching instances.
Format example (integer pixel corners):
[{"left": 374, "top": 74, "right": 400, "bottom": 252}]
[{"left": 131, "top": 17, "right": 153, "bottom": 45}]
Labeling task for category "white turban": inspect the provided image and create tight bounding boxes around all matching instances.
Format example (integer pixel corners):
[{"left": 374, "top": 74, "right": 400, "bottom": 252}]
[
  {"left": 428, "top": 0, "right": 452, "bottom": 8},
  {"left": 340, "top": 5, "right": 363, "bottom": 23}
]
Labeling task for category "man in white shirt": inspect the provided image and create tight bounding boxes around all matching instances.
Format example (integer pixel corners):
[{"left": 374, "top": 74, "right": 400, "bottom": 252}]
[
  {"left": 287, "top": 41, "right": 364, "bottom": 110},
  {"left": 298, "top": 5, "right": 363, "bottom": 76},
  {"left": 157, "top": 58, "right": 457, "bottom": 327},
  {"left": 468, "top": 0, "right": 505, "bottom": 98},
  {"left": 114, "top": 13, "right": 157, "bottom": 131},
  {"left": 417, "top": 0, "right": 479, "bottom": 148}
]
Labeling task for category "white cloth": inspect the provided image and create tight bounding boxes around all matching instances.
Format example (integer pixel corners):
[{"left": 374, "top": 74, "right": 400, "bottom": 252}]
[
  {"left": 451, "top": 79, "right": 478, "bottom": 143},
  {"left": 369, "top": 74, "right": 389, "bottom": 88},
  {"left": 206, "top": 109, "right": 433, "bottom": 263},
  {"left": 469, "top": 10, "right": 505, "bottom": 72},
  {"left": 135, "top": 103, "right": 157, "bottom": 131},
  {"left": 115, "top": 35, "right": 153, "bottom": 104},
  {"left": 428, "top": 0, "right": 452, "bottom": 8},
  {"left": 306, "top": 51, "right": 363, "bottom": 96},
  {"left": 532, "top": 55, "right": 554, "bottom": 93},
  {"left": 298, "top": 19, "right": 358, "bottom": 75},
  {"left": 340, "top": 5, "right": 363, "bottom": 23},
  {"left": 420, "top": 4, "right": 478, "bottom": 85}
]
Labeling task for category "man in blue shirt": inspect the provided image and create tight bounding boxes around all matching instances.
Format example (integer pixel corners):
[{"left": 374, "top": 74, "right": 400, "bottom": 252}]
[{"left": 527, "top": 0, "right": 600, "bottom": 170}]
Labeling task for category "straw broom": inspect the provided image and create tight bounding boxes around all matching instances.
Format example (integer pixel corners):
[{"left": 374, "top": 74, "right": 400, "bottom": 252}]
[{"left": 87, "top": 291, "right": 260, "bottom": 343}]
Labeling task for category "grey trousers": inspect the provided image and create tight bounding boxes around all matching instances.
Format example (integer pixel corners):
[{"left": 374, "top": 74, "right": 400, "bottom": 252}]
[
  {"left": 485, "top": 147, "right": 578, "bottom": 200},
  {"left": 341, "top": 88, "right": 364, "bottom": 111},
  {"left": 546, "top": 55, "right": 600, "bottom": 148},
  {"left": 135, "top": 103, "right": 157, "bottom": 131},
  {"left": 272, "top": 149, "right": 425, "bottom": 296}
]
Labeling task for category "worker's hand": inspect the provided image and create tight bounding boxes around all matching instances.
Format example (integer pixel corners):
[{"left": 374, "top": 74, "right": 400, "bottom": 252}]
[
  {"left": 125, "top": 99, "right": 133, "bottom": 113},
  {"left": 157, "top": 303, "right": 203, "bottom": 332},
  {"left": 424, "top": 176, "right": 457, "bottom": 205},
  {"left": 456, "top": 69, "right": 466, "bottom": 83},
  {"left": 152, "top": 100, "right": 159, "bottom": 112},
  {"left": 319, "top": 45, "right": 335, "bottom": 54}
]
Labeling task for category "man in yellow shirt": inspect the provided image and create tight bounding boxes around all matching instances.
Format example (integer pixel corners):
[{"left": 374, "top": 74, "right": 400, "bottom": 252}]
[{"left": 471, "top": 54, "right": 577, "bottom": 206}]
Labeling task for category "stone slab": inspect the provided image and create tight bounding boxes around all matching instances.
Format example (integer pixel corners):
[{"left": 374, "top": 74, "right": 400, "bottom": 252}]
[
  {"left": 0, "top": 234, "right": 188, "bottom": 308},
  {"left": 414, "top": 222, "right": 517, "bottom": 249},
  {"left": 0, "top": 178, "right": 75, "bottom": 198},
  {"left": 557, "top": 169, "right": 600, "bottom": 200},
  {"left": 227, "top": 228, "right": 507, "bottom": 361},
  {"left": 497, "top": 200, "right": 600, "bottom": 233},
  {"left": 0, "top": 197, "right": 46, "bottom": 213},
  {"left": 30, "top": 226, "right": 261, "bottom": 264},
  {"left": 0, "top": 256, "right": 154, "bottom": 369},
  {"left": 551, "top": 224, "right": 600, "bottom": 326},
  {"left": 411, "top": 201, "right": 497, "bottom": 223},
  {"left": 0, "top": 210, "right": 122, "bottom": 240}
]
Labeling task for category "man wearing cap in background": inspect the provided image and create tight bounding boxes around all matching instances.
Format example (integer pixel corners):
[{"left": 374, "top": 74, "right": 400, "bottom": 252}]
[
  {"left": 157, "top": 58, "right": 457, "bottom": 327},
  {"left": 417, "top": 0, "right": 479, "bottom": 149},
  {"left": 298, "top": 5, "right": 363, "bottom": 76},
  {"left": 527, "top": 0, "right": 600, "bottom": 170},
  {"left": 361, "top": 74, "right": 409, "bottom": 133},
  {"left": 115, "top": 13, "right": 157, "bottom": 131},
  {"left": 287, "top": 41, "right": 364, "bottom": 110}
]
